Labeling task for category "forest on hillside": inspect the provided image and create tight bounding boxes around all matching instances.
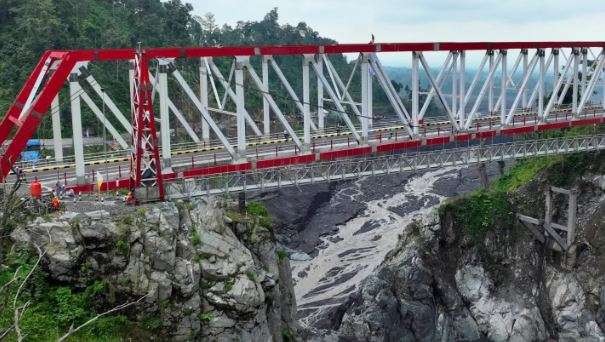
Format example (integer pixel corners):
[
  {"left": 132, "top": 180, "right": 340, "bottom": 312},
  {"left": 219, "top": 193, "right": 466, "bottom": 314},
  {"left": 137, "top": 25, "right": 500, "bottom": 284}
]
[{"left": 0, "top": 0, "right": 414, "bottom": 140}]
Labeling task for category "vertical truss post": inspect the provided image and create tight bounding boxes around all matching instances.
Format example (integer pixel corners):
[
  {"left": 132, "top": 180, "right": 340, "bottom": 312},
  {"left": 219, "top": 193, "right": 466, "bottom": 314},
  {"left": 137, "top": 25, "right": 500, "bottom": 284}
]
[
  {"left": 262, "top": 56, "right": 271, "bottom": 137},
  {"left": 302, "top": 55, "right": 312, "bottom": 149},
  {"left": 235, "top": 57, "right": 247, "bottom": 158},
  {"left": 452, "top": 51, "right": 458, "bottom": 117},
  {"left": 459, "top": 51, "right": 466, "bottom": 123},
  {"left": 572, "top": 48, "right": 580, "bottom": 114},
  {"left": 69, "top": 72, "right": 85, "bottom": 184},
  {"left": 538, "top": 49, "right": 545, "bottom": 118},
  {"left": 131, "top": 49, "right": 164, "bottom": 201},
  {"left": 603, "top": 60, "right": 605, "bottom": 109},
  {"left": 577, "top": 50, "right": 605, "bottom": 114},
  {"left": 581, "top": 48, "right": 588, "bottom": 98},
  {"left": 553, "top": 49, "right": 560, "bottom": 87},
  {"left": 51, "top": 95, "right": 63, "bottom": 162},
  {"left": 367, "top": 57, "right": 373, "bottom": 129},
  {"left": 488, "top": 50, "right": 494, "bottom": 113},
  {"left": 317, "top": 55, "right": 325, "bottom": 132},
  {"left": 522, "top": 49, "right": 528, "bottom": 108},
  {"left": 411, "top": 51, "right": 420, "bottom": 134},
  {"left": 361, "top": 53, "right": 371, "bottom": 141},
  {"left": 199, "top": 58, "right": 210, "bottom": 143},
  {"left": 500, "top": 50, "right": 507, "bottom": 124},
  {"left": 158, "top": 60, "right": 171, "bottom": 169}
]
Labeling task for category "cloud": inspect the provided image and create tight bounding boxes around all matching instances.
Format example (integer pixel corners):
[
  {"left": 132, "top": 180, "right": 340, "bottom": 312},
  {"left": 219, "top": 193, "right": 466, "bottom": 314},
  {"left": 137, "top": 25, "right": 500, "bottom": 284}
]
[{"left": 186, "top": 0, "right": 605, "bottom": 66}]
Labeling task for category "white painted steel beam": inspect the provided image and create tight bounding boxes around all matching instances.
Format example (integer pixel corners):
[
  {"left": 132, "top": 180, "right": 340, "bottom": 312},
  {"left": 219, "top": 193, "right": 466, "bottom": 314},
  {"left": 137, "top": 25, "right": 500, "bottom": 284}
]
[
  {"left": 464, "top": 53, "right": 502, "bottom": 129},
  {"left": 505, "top": 53, "right": 539, "bottom": 124},
  {"left": 309, "top": 59, "right": 363, "bottom": 142},
  {"left": 262, "top": 56, "right": 270, "bottom": 137},
  {"left": 419, "top": 53, "right": 454, "bottom": 120},
  {"left": 199, "top": 58, "right": 210, "bottom": 143},
  {"left": 418, "top": 53, "right": 459, "bottom": 130},
  {"left": 206, "top": 59, "right": 263, "bottom": 136},
  {"left": 171, "top": 66, "right": 236, "bottom": 157},
  {"left": 158, "top": 61, "right": 172, "bottom": 167},
  {"left": 235, "top": 59, "right": 246, "bottom": 157},
  {"left": 268, "top": 57, "right": 318, "bottom": 132},
  {"left": 51, "top": 96, "right": 63, "bottom": 162},
  {"left": 243, "top": 59, "right": 304, "bottom": 149},
  {"left": 69, "top": 72, "right": 85, "bottom": 184}
]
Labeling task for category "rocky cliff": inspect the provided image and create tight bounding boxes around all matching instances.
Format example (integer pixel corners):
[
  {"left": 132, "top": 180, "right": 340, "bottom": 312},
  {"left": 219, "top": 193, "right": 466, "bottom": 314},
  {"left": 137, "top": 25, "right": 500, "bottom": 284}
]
[
  {"left": 326, "top": 153, "right": 605, "bottom": 341},
  {"left": 5, "top": 198, "right": 297, "bottom": 341}
]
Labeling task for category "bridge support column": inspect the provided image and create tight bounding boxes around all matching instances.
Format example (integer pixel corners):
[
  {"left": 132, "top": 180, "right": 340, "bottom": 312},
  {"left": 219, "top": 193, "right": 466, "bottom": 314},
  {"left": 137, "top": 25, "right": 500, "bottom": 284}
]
[
  {"left": 51, "top": 95, "right": 63, "bottom": 162},
  {"left": 302, "top": 55, "right": 312, "bottom": 150},
  {"left": 316, "top": 55, "right": 325, "bottom": 132},
  {"left": 411, "top": 52, "right": 419, "bottom": 135},
  {"left": 158, "top": 59, "right": 171, "bottom": 169},
  {"left": 500, "top": 50, "right": 507, "bottom": 124},
  {"left": 361, "top": 53, "right": 372, "bottom": 142},
  {"left": 69, "top": 72, "right": 85, "bottom": 184},
  {"left": 199, "top": 58, "right": 210, "bottom": 143},
  {"left": 262, "top": 56, "right": 271, "bottom": 138},
  {"left": 235, "top": 57, "right": 246, "bottom": 159}
]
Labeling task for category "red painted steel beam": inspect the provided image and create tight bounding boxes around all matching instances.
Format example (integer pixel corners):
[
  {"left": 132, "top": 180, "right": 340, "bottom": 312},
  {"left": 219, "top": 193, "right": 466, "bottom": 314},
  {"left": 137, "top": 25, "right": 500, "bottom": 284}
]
[
  {"left": 31, "top": 41, "right": 605, "bottom": 65},
  {"left": 0, "top": 51, "right": 52, "bottom": 146},
  {"left": 0, "top": 56, "right": 76, "bottom": 180}
]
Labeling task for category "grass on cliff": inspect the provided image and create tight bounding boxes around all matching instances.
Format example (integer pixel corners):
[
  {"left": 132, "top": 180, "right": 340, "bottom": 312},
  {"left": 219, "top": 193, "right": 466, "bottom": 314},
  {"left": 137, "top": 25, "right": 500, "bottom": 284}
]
[
  {"left": 0, "top": 250, "right": 136, "bottom": 341},
  {"left": 440, "top": 150, "right": 604, "bottom": 241}
]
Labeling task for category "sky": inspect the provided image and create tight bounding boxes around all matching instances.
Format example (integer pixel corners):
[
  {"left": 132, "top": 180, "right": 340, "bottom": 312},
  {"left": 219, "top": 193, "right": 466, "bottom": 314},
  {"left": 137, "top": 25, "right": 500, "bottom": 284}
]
[{"left": 188, "top": 0, "right": 605, "bottom": 67}]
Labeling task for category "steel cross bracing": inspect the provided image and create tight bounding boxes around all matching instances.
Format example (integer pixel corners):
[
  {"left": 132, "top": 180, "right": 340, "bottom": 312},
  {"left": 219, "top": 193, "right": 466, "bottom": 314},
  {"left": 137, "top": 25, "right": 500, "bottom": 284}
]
[
  {"left": 0, "top": 42, "right": 604, "bottom": 197},
  {"left": 165, "top": 134, "right": 605, "bottom": 198}
]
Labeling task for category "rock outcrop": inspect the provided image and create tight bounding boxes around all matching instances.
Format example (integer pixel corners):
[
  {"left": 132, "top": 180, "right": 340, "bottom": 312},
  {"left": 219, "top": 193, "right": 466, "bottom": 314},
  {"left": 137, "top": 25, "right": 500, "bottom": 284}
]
[
  {"left": 11, "top": 198, "right": 298, "bottom": 341},
  {"left": 331, "top": 170, "right": 605, "bottom": 340}
]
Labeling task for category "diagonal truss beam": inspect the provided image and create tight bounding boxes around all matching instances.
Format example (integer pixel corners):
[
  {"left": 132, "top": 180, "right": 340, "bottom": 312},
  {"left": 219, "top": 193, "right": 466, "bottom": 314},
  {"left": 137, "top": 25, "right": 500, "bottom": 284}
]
[
  {"left": 367, "top": 54, "right": 414, "bottom": 137},
  {"left": 418, "top": 52, "right": 459, "bottom": 130},
  {"left": 171, "top": 67, "right": 236, "bottom": 156},
  {"left": 80, "top": 66, "right": 132, "bottom": 133},
  {"left": 268, "top": 56, "right": 318, "bottom": 131},
  {"left": 206, "top": 59, "right": 263, "bottom": 136},
  {"left": 149, "top": 71, "right": 201, "bottom": 143},
  {"left": 242, "top": 58, "right": 304, "bottom": 149},
  {"left": 464, "top": 53, "right": 503, "bottom": 129},
  {"left": 505, "top": 53, "right": 539, "bottom": 124},
  {"left": 309, "top": 58, "right": 363, "bottom": 142}
]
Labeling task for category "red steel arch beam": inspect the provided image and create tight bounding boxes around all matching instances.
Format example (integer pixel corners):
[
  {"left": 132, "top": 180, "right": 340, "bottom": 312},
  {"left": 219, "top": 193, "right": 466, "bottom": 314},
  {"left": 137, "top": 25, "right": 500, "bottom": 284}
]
[
  {"left": 0, "top": 55, "right": 77, "bottom": 180},
  {"left": 0, "top": 50, "right": 52, "bottom": 146}
]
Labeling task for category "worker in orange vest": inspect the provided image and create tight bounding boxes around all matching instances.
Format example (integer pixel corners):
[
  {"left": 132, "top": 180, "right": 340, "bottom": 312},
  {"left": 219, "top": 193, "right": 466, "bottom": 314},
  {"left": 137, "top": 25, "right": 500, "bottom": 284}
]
[{"left": 51, "top": 195, "right": 61, "bottom": 210}]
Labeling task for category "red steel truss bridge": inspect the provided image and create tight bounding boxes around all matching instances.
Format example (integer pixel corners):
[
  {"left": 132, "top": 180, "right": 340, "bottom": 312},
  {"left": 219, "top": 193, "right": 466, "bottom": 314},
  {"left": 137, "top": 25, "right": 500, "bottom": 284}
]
[{"left": 1, "top": 42, "right": 604, "bottom": 201}]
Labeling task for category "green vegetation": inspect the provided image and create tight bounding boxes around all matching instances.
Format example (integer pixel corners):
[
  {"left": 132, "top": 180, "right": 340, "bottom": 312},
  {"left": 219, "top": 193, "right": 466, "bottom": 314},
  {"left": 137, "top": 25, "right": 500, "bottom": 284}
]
[
  {"left": 246, "top": 201, "right": 272, "bottom": 228},
  {"left": 0, "top": 251, "right": 135, "bottom": 341},
  {"left": 441, "top": 150, "right": 605, "bottom": 242},
  {"left": 198, "top": 311, "right": 214, "bottom": 323},
  {"left": 276, "top": 250, "right": 288, "bottom": 261},
  {"left": 190, "top": 230, "right": 201, "bottom": 247}
]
